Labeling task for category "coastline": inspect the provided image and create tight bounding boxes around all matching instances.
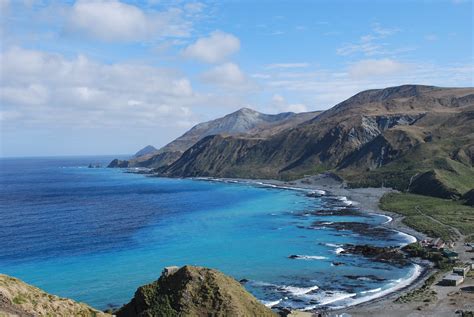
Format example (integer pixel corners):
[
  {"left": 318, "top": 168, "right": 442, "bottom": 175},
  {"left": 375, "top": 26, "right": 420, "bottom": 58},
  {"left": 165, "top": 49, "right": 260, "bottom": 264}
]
[
  {"left": 192, "top": 174, "right": 427, "bottom": 243},
  {"left": 189, "top": 174, "right": 434, "bottom": 315}
]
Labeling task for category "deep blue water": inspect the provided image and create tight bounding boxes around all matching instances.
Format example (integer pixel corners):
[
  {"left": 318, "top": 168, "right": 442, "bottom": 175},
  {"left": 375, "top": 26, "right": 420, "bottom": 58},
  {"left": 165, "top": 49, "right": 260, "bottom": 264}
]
[{"left": 0, "top": 156, "right": 418, "bottom": 310}]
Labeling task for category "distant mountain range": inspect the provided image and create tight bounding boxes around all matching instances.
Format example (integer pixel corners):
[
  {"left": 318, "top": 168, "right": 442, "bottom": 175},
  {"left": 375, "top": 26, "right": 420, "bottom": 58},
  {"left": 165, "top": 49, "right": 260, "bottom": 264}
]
[
  {"left": 109, "top": 85, "right": 474, "bottom": 200},
  {"left": 108, "top": 107, "right": 319, "bottom": 168}
]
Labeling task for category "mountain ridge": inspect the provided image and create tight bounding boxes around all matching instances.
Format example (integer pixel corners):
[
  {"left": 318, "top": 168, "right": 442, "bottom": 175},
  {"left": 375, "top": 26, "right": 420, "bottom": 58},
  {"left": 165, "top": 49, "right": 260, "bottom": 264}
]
[
  {"left": 153, "top": 85, "right": 474, "bottom": 199},
  {"left": 108, "top": 107, "right": 320, "bottom": 168}
]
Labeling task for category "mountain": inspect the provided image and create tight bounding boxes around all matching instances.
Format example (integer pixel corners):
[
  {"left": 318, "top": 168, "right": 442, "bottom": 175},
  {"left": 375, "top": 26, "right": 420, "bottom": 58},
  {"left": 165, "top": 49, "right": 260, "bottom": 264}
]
[
  {"left": 116, "top": 265, "right": 276, "bottom": 317},
  {"left": 0, "top": 274, "right": 111, "bottom": 317},
  {"left": 134, "top": 145, "right": 159, "bottom": 158},
  {"left": 108, "top": 108, "right": 320, "bottom": 169},
  {"left": 157, "top": 85, "right": 474, "bottom": 199}
]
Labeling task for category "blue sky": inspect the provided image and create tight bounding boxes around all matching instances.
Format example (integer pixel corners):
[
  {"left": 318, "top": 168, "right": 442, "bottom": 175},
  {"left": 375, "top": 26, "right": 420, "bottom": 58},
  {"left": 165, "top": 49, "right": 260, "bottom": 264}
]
[{"left": 1, "top": 0, "right": 473, "bottom": 156}]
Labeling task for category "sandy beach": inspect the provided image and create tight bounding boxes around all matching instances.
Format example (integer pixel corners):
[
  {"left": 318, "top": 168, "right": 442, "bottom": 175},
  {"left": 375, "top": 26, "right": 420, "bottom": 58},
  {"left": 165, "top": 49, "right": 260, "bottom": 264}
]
[{"left": 195, "top": 174, "right": 474, "bottom": 317}]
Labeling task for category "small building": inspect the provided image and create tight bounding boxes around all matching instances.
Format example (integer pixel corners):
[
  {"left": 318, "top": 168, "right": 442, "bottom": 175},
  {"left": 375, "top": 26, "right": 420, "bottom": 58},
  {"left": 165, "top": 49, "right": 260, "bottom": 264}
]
[
  {"left": 442, "top": 274, "right": 464, "bottom": 286},
  {"left": 162, "top": 266, "right": 179, "bottom": 277},
  {"left": 432, "top": 238, "right": 446, "bottom": 249},
  {"left": 443, "top": 250, "right": 459, "bottom": 260},
  {"left": 453, "top": 265, "right": 471, "bottom": 277}
]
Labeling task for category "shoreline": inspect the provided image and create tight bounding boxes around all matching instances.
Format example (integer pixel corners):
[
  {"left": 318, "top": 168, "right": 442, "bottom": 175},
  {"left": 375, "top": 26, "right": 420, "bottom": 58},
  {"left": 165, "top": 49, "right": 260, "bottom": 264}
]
[{"left": 187, "top": 174, "right": 434, "bottom": 314}]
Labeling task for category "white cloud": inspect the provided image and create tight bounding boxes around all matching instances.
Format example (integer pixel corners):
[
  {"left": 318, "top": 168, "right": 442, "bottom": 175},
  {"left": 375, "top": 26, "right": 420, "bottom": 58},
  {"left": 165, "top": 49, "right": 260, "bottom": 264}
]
[
  {"left": 265, "top": 63, "right": 310, "bottom": 69},
  {"left": 348, "top": 59, "right": 408, "bottom": 78},
  {"left": 337, "top": 41, "right": 383, "bottom": 56},
  {"left": 68, "top": 0, "right": 191, "bottom": 42},
  {"left": 258, "top": 60, "right": 473, "bottom": 109},
  {"left": 201, "top": 63, "right": 252, "bottom": 89},
  {"left": 337, "top": 23, "right": 400, "bottom": 56},
  {"left": 270, "top": 94, "right": 308, "bottom": 113},
  {"left": 182, "top": 31, "right": 240, "bottom": 63},
  {"left": 0, "top": 46, "right": 197, "bottom": 128}
]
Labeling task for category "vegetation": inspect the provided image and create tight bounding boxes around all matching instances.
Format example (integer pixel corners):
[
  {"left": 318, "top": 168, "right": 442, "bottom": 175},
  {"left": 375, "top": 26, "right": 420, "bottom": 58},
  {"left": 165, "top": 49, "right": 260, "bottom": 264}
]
[
  {"left": 116, "top": 266, "right": 276, "bottom": 317},
  {"left": 395, "top": 271, "right": 438, "bottom": 304},
  {"left": 402, "top": 243, "right": 454, "bottom": 270},
  {"left": 346, "top": 144, "right": 474, "bottom": 196},
  {"left": 0, "top": 274, "right": 109, "bottom": 317},
  {"left": 380, "top": 193, "right": 474, "bottom": 242},
  {"left": 12, "top": 294, "right": 28, "bottom": 305}
]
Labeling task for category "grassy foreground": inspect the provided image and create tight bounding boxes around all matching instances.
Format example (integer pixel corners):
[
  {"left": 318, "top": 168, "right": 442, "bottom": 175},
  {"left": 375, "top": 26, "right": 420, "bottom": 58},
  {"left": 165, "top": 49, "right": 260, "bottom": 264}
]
[{"left": 380, "top": 193, "right": 474, "bottom": 242}]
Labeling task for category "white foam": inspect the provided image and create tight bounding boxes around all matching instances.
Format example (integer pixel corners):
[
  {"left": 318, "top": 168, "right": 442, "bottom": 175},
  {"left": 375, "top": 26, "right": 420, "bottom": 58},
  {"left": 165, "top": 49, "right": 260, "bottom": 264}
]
[
  {"left": 320, "top": 221, "right": 333, "bottom": 225},
  {"left": 334, "top": 247, "right": 345, "bottom": 254},
  {"left": 324, "top": 243, "right": 341, "bottom": 248},
  {"left": 262, "top": 299, "right": 282, "bottom": 307},
  {"left": 397, "top": 231, "right": 417, "bottom": 245},
  {"left": 359, "top": 287, "right": 382, "bottom": 295},
  {"left": 378, "top": 214, "right": 393, "bottom": 224},
  {"left": 292, "top": 255, "right": 328, "bottom": 260},
  {"left": 344, "top": 263, "right": 423, "bottom": 307},
  {"left": 336, "top": 196, "right": 354, "bottom": 206},
  {"left": 278, "top": 285, "right": 319, "bottom": 296},
  {"left": 309, "top": 190, "right": 326, "bottom": 196},
  {"left": 301, "top": 291, "right": 357, "bottom": 310}
]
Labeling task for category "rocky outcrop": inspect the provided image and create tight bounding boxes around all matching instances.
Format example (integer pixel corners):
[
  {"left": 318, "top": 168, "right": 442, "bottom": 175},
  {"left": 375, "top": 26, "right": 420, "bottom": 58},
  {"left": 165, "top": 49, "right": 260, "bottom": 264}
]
[
  {"left": 462, "top": 189, "right": 474, "bottom": 206},
  {"left": 0, "top": 274, "right": 110, "bottom": 317},
  {"left": 108, "top": 159, "right": 129, "bottom": 168},
  {"left": 116, "top": 265, "right": 276, "bottom": 317},
  {"left": 340, "top": 245, "right": 408, "bottom": 266}
]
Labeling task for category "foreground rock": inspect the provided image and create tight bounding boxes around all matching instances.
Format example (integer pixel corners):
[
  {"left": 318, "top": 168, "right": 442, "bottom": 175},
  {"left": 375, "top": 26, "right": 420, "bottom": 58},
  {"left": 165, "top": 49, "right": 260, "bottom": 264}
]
[
  {"left": 116, "top": 265, "right": 276, "bottom": 317},
  {"left": 0, "top": 274, "right": 110, "bottom": 317}
]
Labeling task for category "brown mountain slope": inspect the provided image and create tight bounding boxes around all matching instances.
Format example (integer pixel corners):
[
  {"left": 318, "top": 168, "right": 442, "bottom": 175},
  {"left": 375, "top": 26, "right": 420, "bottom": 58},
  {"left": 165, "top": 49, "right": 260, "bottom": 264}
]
[
  {"left": 158, "top": 85, "right": 474, "bottom": 198},
  {"left": 109, "top": 108, "right": 319, "bottom": 169}
]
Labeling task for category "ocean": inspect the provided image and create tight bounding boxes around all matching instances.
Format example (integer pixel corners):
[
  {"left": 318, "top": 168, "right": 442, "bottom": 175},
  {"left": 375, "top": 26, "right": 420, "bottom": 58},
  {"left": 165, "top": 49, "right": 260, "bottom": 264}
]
[{"left": 0, "top": 156, "right": 419, "bottom": 311}]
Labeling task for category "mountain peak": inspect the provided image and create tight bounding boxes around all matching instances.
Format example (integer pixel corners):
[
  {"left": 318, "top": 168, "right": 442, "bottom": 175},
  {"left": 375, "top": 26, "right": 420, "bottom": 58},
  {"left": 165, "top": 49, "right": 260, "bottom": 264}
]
[
  {"left": 134, "top": 145, "right": 158, "bottom": 158},
  {"left": 233, "top": 107, "right": 260, "bottom": 116}
]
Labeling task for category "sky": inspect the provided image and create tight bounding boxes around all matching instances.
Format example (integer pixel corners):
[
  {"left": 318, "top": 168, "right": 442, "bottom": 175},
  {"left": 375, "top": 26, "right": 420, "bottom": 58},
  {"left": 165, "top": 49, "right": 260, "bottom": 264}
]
[{"left": 0, "top": 0, "right": 473, "bottom": 157}]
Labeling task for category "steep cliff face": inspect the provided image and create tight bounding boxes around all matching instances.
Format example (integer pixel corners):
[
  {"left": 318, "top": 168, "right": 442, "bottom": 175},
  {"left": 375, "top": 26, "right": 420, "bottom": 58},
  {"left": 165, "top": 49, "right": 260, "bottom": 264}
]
[
  {"left": 116, "top": 266, "right": 276, "bottom": 317},
  {"left": 158, "top": 85, "right": 474, "bottom": 197}
]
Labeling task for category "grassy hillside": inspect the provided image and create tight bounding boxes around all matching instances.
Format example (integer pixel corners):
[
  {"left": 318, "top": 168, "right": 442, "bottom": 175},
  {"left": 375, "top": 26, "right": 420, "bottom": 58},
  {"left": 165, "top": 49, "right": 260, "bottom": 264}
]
[
  {"left": 343, "top": 134, "right": 474, "bottom": 197},
  {"left": 380, "top": 193, "right": 474, "bottom": 242},
  {"left": 0, "top": 274, "right": 110, "bottom": 317}
]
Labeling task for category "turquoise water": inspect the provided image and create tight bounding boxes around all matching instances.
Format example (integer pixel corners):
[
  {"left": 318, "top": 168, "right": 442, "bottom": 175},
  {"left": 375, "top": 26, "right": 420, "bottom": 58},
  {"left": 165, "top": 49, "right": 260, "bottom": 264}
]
[{"left": 0, "top": 156, "right": 417, "bottom": 310}]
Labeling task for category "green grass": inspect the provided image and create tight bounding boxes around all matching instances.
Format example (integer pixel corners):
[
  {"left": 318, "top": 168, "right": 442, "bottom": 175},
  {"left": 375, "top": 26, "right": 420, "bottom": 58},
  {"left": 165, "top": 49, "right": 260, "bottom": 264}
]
[
  {"left": 344, "top": 137, "right": 474, "bottom": 195},
  {"left": 12, "top": 293, "right": 28, "bottom": 305},
  {"left": 380, "top": 192, "right": 474, "bottom": 242},
  {"left": 395, "top": 271, "right": 438, "bottom": 304}
]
